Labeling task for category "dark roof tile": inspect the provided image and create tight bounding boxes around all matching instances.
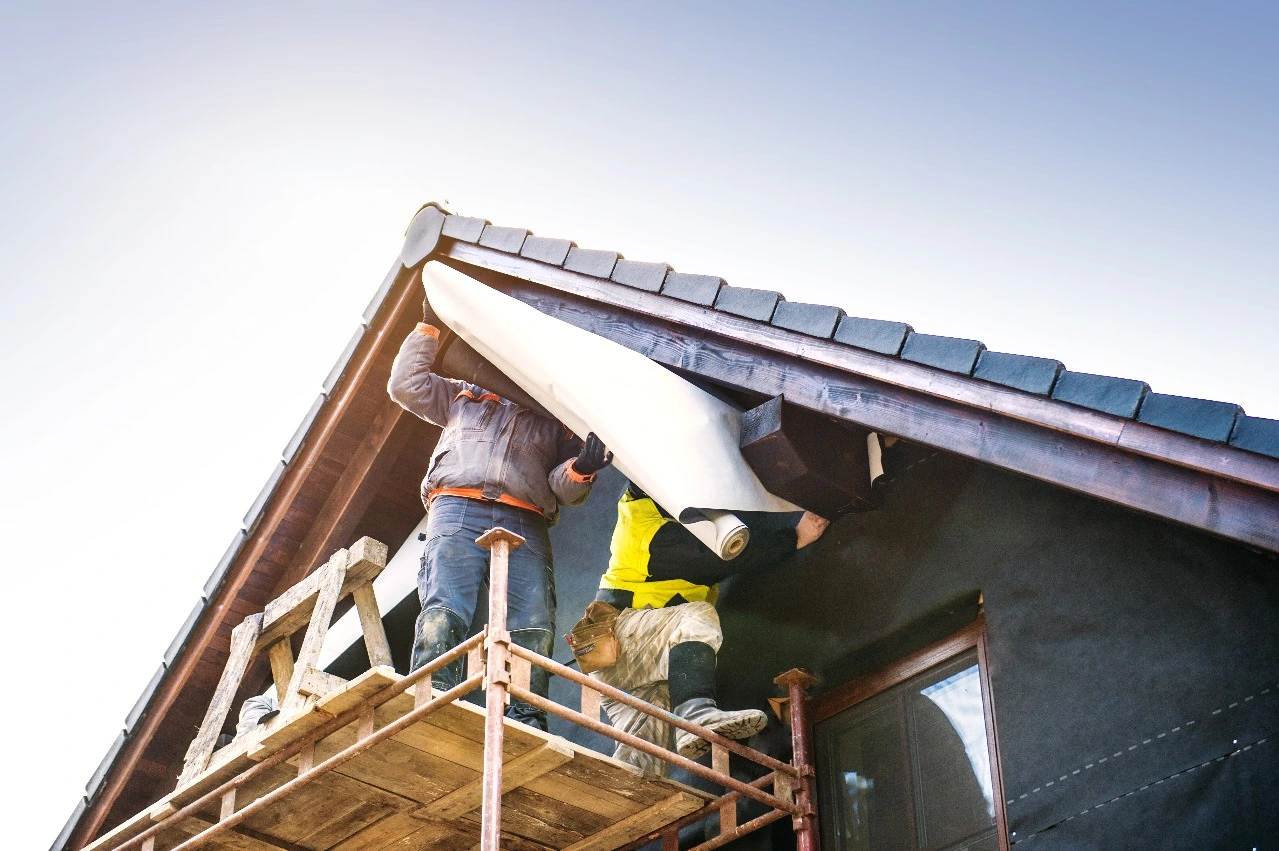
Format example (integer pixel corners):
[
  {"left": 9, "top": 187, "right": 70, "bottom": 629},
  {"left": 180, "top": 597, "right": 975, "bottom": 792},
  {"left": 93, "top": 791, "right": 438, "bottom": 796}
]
[
  {"left": 86, "top": 731, "right": 127, "bottom": 801},
  {"left": 441, "top": 214, "right": 489, "bottom": 243},
  {"left": 243, "top": 461, "right": 286, "bottom": 534},
  {"left": 771, "top": 302, "right": 845, "bottom": 338},
  {"left": 124, "top": 665, "right": 167, "bottom": 732},
  {"left": 662, "top": 273, "right": 724, "bottom": 306},
  {"left": 1051, "top": 371, "right": 1149, "bottom": 418},
  {"left": 714, "top": 286, "right": 783, "bottom": 321},
  {"left": 322, "top": 327, "right": 365, "bottom": 396},
  {"left": 164, "top": 599, "right": 206, "bottom": 667},
  {"left": 203, "top": 530, "right": 246, "bottom": 599},
  {"left": 478, "top": 225, "right": 529, "bottom": 254},
  {"left": 901, "top": 333, "right": 985, "bottom": 375},
  {"left": 1229, "top": 415, "right": 1279, "bottom": 459},
  {"left": 283, "top": 394, "right": 326, "bottom": 465},
  {"left": 611, "top": 259, "right": 671, "bottom": 292},
  {"left": 520, "top": 236, "right": 576, "bottom": 266},
  {"left": 563, "top": 248, "right": 620, "bottom": 278},
  {"left": 362, "top": 259, "right": 404, "bottom": 326},
  {"left": 974, "top": 351, "right": 1064, "bottom": 396},
  {"left": 833, "top": 316, "right": 913, "bottom": 356},
  {"left": 51, "top": 797, "right": 88, "bottom": 851},
  {"left": 398, "top": 204, "right": 445, "bottom": 268},
  {"left": 1137, "top": 392, "right": 1242, "bottom": 442}
]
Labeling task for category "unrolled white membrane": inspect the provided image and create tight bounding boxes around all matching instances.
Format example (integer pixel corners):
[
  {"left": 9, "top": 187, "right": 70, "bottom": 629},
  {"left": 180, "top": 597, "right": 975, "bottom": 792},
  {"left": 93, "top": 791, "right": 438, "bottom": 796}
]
[{"left": 423, "top": 262, "right": 800, "bottom": 559}]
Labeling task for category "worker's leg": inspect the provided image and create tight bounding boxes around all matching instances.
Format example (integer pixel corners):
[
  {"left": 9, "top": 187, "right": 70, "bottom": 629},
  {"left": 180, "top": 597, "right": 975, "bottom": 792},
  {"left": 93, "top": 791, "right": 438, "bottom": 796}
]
[
  {"left": 666, "top": 604, "right": 768, "bottom": 759},
  {"left": 411, "top": 497, "right": 485, "bottom": 688},
  {"left": 493, "top": 503, "right": 556, "bottom": 731},
  {"left": 600, "top": 680, "right": 674, "bottom": 777},
  {"left": 594, "top": 605, "right": 720, "bottom": 774}
]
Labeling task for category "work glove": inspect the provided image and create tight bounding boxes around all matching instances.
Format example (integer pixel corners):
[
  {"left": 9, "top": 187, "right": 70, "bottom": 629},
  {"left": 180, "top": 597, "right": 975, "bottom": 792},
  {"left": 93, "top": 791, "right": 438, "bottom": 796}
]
[
  {"left": 572, "top": 432, "right": 613, "bottom": 477},
  {"left": 422, "top": 294, "right": 446, "bottom": 330}
]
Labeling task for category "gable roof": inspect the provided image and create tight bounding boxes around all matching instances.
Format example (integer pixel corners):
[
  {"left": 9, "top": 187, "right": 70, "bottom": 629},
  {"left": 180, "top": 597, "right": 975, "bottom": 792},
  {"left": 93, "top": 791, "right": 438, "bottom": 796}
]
[{"left": 58, "top": 201, "right": 1279, "bottom": 851}]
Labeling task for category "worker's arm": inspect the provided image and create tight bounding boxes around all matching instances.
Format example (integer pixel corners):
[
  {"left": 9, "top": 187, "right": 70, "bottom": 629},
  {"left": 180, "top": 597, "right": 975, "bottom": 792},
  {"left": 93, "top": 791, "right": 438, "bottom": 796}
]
[
  {"left": 387, "top": 322, "right": 464, "bottom": 427},
  {"left": 647, "top": 511, "right": 828, "bottom": 586},
  {"left": 549, "top": 432, "right": 612, "bottom": 506}
]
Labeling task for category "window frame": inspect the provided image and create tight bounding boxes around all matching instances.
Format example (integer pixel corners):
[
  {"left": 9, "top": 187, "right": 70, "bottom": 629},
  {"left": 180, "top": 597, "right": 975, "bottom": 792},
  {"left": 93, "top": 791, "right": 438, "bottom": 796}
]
[{"left": 807, "top": 615, "right": 1010, "bottom": 851}]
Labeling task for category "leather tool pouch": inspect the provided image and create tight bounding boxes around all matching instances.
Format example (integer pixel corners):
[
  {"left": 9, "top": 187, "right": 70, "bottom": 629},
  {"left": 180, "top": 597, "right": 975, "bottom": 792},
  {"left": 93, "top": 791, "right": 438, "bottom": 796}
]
[{"left": 566, "top": 601, "right": 621, "bottom": 674}]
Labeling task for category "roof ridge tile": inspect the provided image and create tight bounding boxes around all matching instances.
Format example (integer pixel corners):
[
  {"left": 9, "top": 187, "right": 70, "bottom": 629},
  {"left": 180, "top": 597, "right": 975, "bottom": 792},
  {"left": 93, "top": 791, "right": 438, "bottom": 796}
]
[
  {"left": 771, "top": 301, "right": 845, "bottom": 338},
  {"left": 564, "top": 247, "right": 621, "bottom": 278},
  {"left": 611, "top": 258, "right": 671, "bottom": 292},
  {"left": 1137, "top": 392, "right": 1243, "bottom": 443},
  {"left": 833, "top": 316, "right": 913, "bottom": 356},
  {"left": 714, "top": 285, "right": 784, "bottom": 322},
  {"left": 974, "top": 351, "right": 1064, "bottom": 396},
  {"left": 900, "top": 332, "right": 985, "bottom": 375}
]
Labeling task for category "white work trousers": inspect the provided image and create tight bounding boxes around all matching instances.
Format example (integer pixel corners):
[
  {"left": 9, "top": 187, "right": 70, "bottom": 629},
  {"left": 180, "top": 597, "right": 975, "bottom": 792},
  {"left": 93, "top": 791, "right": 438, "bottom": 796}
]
[{"left": 590, "top": 601, "right": 723, "bottom": 776}]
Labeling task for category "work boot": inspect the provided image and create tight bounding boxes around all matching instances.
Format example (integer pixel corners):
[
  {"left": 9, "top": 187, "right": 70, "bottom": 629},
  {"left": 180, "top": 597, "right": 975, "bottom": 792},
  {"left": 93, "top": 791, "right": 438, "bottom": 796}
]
[
  {"left": 672, "top": 698, "right": 769, "bottom": 760},
  {"left": 409, "top": 607, "right": 469, "bottom": 690},
  {"left": 508, "top": 628, "right": 554, "bottom": 732},
  {"left": 667, "top": 640, "right": 768, "bottom": 760}
]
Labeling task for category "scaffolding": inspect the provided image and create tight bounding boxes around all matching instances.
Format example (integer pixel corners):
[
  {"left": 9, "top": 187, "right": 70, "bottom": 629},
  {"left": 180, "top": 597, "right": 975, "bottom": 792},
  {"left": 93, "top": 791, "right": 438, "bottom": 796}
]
[{"left": 83, "top": 531, "right": 818, "bottom": 851}]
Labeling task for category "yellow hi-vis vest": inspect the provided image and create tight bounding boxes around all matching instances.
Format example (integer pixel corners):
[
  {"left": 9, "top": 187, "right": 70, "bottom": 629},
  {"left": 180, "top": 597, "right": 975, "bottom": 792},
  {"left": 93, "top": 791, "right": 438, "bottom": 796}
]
[{"left": 597, "top": 491, "right": 720, "bottom": 609}]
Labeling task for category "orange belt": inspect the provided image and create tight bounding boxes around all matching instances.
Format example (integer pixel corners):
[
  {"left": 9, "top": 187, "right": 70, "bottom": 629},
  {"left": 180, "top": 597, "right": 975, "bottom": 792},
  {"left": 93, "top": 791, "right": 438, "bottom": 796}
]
[{"left": 428, "top": 487, "right": 545, "bottom": 518}]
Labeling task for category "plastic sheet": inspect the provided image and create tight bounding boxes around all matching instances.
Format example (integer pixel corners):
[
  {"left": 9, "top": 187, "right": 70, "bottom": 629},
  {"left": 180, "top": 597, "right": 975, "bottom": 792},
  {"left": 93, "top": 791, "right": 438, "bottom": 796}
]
[{"left": 423, "top": 262, "right": 800, "bottom": 558}]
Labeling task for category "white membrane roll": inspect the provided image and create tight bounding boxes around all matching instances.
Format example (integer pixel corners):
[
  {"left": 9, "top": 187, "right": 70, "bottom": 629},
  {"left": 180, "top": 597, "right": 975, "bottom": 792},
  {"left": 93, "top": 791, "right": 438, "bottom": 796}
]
[{"left": 424, "top": 262, "right": 800, "bottom": 559}]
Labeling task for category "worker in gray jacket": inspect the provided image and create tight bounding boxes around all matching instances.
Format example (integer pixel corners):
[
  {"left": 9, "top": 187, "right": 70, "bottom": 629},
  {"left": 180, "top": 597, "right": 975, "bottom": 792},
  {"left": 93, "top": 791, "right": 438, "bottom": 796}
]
[{"left": 388, "top": 296, "right": 611, "bottom": 730}]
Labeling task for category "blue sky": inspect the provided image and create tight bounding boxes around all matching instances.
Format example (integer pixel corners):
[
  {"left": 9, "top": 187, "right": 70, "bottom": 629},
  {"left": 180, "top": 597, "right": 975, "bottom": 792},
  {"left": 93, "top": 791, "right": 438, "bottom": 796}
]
[{"left": 2, "top": 2, "right": 1276, "bottom": 845}]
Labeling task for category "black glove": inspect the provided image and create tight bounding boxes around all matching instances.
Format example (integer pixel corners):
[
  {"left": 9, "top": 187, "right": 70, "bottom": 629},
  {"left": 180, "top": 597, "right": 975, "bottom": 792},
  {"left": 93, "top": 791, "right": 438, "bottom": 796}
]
[
  {"left": 422, "top": 294, "right": 445, "bottom": 330},
  {"left": 573, "top": 432, "right": 613, "bottom": 477}
]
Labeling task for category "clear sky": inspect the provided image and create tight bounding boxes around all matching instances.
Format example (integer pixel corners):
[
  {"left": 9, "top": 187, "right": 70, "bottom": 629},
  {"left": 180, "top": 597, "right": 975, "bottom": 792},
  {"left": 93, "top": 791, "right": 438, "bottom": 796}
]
[{"left": 2, "top": 2, "right": 1276, "bottom": 845}]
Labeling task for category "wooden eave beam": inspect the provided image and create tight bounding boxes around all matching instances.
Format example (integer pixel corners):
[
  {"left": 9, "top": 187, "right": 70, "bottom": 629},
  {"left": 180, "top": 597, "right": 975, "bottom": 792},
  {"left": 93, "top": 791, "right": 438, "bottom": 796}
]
[
  {"left": 438, "top": 241, "right": 1279, "bottom": 554},
  {"left": 71, "top": 265, "right": 425, "bottom": 850},
  {"left": 272, "top": 393, "right": 419, "bottom": 597}
]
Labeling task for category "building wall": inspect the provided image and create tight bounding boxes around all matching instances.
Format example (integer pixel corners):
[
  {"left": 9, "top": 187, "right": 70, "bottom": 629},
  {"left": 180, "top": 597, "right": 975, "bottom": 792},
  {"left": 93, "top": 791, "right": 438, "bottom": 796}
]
[{"left": 543, "top": 448, "right": 1279, "bottom": 849}]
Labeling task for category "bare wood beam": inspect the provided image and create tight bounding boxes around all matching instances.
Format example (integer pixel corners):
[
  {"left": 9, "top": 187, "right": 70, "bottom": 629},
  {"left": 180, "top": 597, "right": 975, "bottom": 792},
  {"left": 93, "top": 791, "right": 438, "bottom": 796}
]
[
  {"left": 439, "top": 245, "right": 1279, "bottom": 554},
  {"left": 273, "top": 394, "right": 416, "bottom": 597},
  {"left": 424, "top": 740, "right": 574, "bottom": 820},
  {"left": 255, "top": 537, "right": 388, "bottom": 653},
  {"left": 352, "top": 582, "right": 394, "bottom": 668},
  {"left": 178, "top": 613, "right": 263, "bottom": 786},
  {"left": 282, "top": 552, "right": 347, "bottom": 714}
]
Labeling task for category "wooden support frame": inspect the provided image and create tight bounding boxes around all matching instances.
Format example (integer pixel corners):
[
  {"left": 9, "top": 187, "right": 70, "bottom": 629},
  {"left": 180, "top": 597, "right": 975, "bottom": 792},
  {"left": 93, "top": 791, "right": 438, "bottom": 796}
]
[
  {"left": 119, "top": 526, "right": 815, "bottom": 851},
  {"left": 177, "top": 537, "right": 389, "bottom": 787},
  {"left": 438, "top": 241, "right": 1279, "bottom": 554}
]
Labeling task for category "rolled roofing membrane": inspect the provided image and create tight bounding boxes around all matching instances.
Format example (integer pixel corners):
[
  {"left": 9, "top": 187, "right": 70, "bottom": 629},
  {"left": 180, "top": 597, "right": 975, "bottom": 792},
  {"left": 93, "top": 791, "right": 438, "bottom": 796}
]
[{"left": 424, "top": 261, "right": 800, "bottom": 558}]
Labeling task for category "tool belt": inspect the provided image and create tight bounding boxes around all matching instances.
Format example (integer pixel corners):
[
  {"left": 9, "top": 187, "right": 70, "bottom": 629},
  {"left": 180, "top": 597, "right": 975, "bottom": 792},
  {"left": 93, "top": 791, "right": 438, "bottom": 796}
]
[{"left": 566, "top": 601, "right": 621, "bottom": 674}]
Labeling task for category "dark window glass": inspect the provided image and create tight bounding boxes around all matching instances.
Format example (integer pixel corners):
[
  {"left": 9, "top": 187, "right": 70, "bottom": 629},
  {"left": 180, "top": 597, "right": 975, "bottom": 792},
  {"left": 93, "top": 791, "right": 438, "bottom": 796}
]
[{"left": 816, "top": 650, "right": 998, "bottom": 850}]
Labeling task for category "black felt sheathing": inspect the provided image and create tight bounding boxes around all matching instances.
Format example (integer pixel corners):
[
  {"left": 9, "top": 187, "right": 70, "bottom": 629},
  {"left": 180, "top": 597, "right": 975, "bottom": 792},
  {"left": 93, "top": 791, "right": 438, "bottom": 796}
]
[{"left": 525, "top": 452, "right": 1279, "bottom": 848}]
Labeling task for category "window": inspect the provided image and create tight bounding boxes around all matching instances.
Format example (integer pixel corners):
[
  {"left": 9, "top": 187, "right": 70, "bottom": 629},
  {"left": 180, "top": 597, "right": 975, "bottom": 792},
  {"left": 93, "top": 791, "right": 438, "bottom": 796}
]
[{"left": 809, "top": 618, "right": 1007, "bottom": 851}]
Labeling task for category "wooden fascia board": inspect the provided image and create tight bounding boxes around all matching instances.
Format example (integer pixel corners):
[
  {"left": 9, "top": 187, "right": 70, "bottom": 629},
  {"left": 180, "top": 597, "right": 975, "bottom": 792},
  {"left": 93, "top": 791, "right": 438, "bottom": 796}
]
[
  {"left": 437, "top": 242, "right": 1279, "bottom": 554},
  {"left": 71, "top": 263, "right": 424, "bottom": 849}
]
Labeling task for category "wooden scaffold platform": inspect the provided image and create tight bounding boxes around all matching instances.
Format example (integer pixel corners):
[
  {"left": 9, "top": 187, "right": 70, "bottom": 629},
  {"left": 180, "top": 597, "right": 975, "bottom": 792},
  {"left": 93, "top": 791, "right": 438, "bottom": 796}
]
[{"left": 83, "top": 531, "right": 818, "bottom": 851}]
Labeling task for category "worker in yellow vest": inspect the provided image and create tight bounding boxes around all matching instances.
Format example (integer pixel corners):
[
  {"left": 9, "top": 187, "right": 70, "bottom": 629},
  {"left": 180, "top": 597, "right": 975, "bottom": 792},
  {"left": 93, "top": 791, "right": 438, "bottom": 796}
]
[{"left": 589, "top": 482, "right": 829, "bottom": 775}]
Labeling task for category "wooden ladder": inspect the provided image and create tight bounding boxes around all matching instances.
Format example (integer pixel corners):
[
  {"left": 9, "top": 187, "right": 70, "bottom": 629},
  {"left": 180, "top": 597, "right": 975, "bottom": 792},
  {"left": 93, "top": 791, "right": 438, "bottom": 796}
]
[{"left": 178, "top": 537, "right": 392, "bottom": 787}]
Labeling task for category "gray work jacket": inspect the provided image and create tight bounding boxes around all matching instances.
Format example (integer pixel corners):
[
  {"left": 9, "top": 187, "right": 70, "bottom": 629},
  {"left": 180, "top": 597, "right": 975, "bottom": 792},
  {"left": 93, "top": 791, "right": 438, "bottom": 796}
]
[{"left": 387, "top": 324, "right": 594, "bottom": 524}]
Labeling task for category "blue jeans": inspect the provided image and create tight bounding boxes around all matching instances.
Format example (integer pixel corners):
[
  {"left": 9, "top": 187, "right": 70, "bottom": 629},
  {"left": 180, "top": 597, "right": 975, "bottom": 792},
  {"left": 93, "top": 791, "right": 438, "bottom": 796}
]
[{"left": 410, "top": 496, "right": 555, "bottom": 729}]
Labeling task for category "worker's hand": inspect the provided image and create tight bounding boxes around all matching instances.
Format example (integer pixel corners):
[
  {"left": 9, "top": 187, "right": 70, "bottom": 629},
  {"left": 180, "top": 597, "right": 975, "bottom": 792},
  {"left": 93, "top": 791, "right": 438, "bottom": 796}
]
[
  {"left": 572, "top": 432, "right": 614, "bottom": 477},
  {"left": 795, "top": 512, "right": 830, "bottom": 548},
  {"left": 422, "top": 293, "right": 445, "bottom": 330}
]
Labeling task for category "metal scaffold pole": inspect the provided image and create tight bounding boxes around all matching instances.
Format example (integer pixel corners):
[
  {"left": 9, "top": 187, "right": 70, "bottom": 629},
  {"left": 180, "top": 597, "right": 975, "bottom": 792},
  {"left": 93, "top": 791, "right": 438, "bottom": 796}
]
[{"left": 476, "top": 527, "right": 525, "bottom": 851}]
